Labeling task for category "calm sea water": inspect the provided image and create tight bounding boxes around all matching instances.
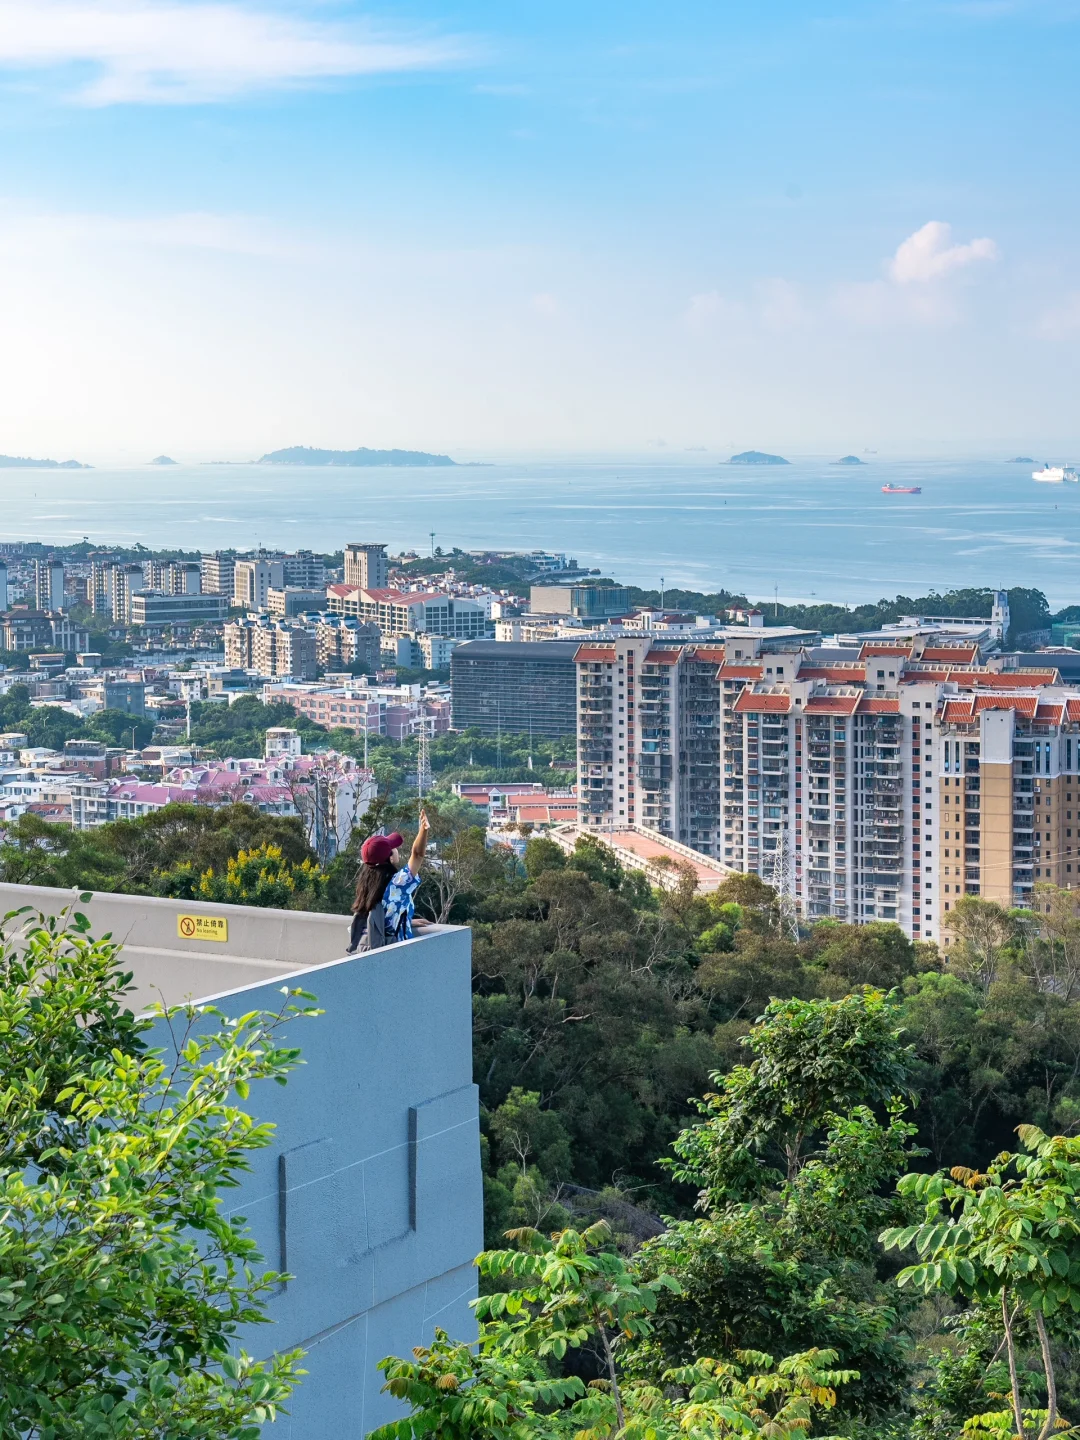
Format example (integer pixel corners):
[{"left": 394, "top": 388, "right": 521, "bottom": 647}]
[{"left": 2, "top": 455, "right": 1078, "bottom": 609}]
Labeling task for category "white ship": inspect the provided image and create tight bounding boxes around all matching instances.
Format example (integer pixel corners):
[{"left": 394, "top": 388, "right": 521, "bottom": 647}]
[{"left": 1033, "top": 464, "right": 1078, "bottom": 482}]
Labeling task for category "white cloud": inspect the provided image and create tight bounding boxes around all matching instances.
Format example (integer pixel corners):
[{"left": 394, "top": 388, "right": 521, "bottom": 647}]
[
  {"left": 0, "top": 0, "right": 464, "bottom": 105},
  {"left": 888, "top": 220, "right": 999, "bottom": 283}
]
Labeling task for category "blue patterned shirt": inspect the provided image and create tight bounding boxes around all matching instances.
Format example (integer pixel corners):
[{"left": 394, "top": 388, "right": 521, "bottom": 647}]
[{"left": 383, "top": 867, "right": 422, "bottom": 940}]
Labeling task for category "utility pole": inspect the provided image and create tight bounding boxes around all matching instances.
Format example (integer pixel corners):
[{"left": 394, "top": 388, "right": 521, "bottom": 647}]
[
  {"left": 659, "top": 576, "right": 665, "bottom": 610},
  {"left": 430, "top": 531, "right": 436, "bottom": 559}
]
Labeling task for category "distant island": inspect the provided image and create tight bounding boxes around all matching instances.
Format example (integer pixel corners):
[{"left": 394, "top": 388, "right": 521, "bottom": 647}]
[
  {"left": 150, "top": 455, "right": 178, "bottom": 466},
  {"left": 728, "top": 450, "right": 789, "bottom": 465},
  {"left": 0, "top": 454, "right": 91, "bottom": 469},
  {"left": 1006, "top": 456, "right": 1035, "bottom": 464},
  {"left": 834, "top": 455, "right": 865, "bottom": 465},
  {"left": 259, "top": 445, "right": 456, "bottom": 467}
]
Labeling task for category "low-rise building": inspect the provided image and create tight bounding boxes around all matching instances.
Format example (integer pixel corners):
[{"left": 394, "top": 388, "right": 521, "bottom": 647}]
[
  {"left": 327, "top": 585, "right": 492, "bottom": 639},
  {"left": 130, "top": 592, "right": 229, "bottom": 627},
  {"left": 266, "top": 587, "right": 327, "bottom": 618},
  {"left": 73, "top": 736, "right": 374, "bottom": 857},
  {"left": 266, "top": 680, "right": 452, "bottom": 739}
]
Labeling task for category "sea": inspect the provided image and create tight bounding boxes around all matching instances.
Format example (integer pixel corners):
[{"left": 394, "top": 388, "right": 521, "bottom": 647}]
[{"left": 3, "top": 454, "right": 1078, "bottom": 610}]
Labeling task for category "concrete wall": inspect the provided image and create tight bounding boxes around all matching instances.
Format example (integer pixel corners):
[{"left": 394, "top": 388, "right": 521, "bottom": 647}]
[
  {"left": 0, "top": 883, "right": 357, "bottom": 1010},
  {"left": 0, "top": 885, "right": 482, "bottom": 1436}
]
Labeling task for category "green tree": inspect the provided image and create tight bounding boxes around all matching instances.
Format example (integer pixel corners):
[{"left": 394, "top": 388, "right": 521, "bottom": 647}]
[
  {"left": 883, "top": 1126, "right": 1080, "bottom": 1440},
  {"left": 156, "top": 841, "right": 327, "bottom": 909},
  {"left": 666, "top": 990, "right": 913, "bottom": 1199},
  {"left": 0, "top": 903, "right": 319, "bottom": 1437},
  {"left": 371, "top": 1224, "right": 854, "bottom": 1440}
]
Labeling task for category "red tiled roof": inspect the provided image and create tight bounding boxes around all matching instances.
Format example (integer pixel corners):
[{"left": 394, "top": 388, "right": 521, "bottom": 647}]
[
  {"left": 326, "top": 583, "right": 354, "bottom": 597},
  {"left": 857, "top": 696, "right": 902, "bottom": 713},
  {"left": 734, "top": 690, "right": 792, "bottom": 713},
  {"left": 921, "top": 643, "right": 980, "bottom": 662},
  {"left": 954, "top": 669, "right": 1059, "bottom": 688},
  {"left": 717, "top": 663, "right": 764, "bottom": 679},
  {"left": 859, "top": 643, "right": 913, "bottom": 658},
  {"left": 798, "top": 664, "right": 867, "bottom": 682},
  {"left": 805, "top": 694, "right": 861, "bottom": 715},
  {"left": 575, "top": 645, "right": 616, "bottom": 662},
  {"left": 899, "top": 667, "right": 951, "bottom": 682},
  {"left": 687, "top": 647, "right": 730, "bottom": 664},
  {"left": 1036, "top": 703, "right": 1066, "bottom": 724},
  {"left": 364, "top": 588, "right": 435, "bottom": 604},
  {"left": 972, "top": 695, "right": 1038, "bottom": 716},
  {"left": 942, "top": 698, "right": 975, "bottom": 722},
  {"left": 645, "top": 650, "right": 682, "bottom": 664},
  {"left": 1068, "top": 699, "right": 1080, "bottom": 723}
]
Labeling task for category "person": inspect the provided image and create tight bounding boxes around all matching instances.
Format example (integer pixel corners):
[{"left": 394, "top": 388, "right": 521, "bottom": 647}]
[{"left": 346, "top": 810, "right": 431, "bottom": 953}]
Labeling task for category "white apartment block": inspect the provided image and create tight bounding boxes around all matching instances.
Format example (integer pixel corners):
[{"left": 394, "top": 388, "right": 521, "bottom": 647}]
[
  {"left": 575, "top": 630, "right": 1077, "bottom": 945},
  {"left": 326, "top": 586, "right": 492, "bottom": 640}
]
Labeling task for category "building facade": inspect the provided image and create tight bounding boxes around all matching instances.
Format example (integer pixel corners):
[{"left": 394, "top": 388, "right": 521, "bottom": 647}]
[
  {"left": 343, "top": 542, "right": 389, "bottom": 590},
  {"left": 573, "top": 630, "right": 1080, "bottom": 944},
  {"left": 233, "top": 558, "right": 285, "bottom": 611},
  {"left": 327, "top": 586, "right": 491, "bottom": 640},
  {"left": 451, "top": 639, "right": 579, "bottom": 737},
  {"left": 130, "top": 592, "right": 229, "bottom": 627},
  {"left": 33, "top": 559, "right": 64, "bottom": 613},
  {"left": 200, "top": 552, "right": 236, "bottom": 597},
  {"left": 225, "top": 617, "right": 317, "bottom": 680}
]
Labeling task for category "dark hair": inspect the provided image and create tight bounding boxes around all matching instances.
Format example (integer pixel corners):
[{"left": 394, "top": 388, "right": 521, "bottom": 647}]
[{"left": 352, "top": 860, "right": 396, "bottom": 916}]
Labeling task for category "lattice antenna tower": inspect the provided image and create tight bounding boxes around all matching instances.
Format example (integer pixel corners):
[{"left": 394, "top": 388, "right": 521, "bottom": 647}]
[
  {"left": 417, "top": 720, "right": 433, "bottom": 799},
  {"left": 765, "top": 831, "right": 800, "bottom": 942}
]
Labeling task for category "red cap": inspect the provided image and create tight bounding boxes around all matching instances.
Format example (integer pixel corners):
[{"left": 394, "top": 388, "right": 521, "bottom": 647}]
[{"left": 360, "top": 832, "right": 404, "bottom": 866}]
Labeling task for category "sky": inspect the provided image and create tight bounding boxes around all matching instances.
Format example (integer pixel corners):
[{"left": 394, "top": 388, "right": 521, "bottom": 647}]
[{"left": 0, "top": 0, "right": 1078, "bottom": 460}]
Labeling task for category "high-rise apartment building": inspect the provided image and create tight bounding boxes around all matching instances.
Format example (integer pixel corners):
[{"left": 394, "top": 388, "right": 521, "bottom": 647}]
[
  {"left": 225, "top": 617, "right": 317, "bottom": 680},
  {"left": 574, "top": 628, "right": 1076, "bottom": 946},
  {"left": 233, "top": 558, "right": 285, "bottom": 610},
  {"left": 109, "top": 564, "right": 145, "bottom": 625},
  {"left": 145, "top": 560, "right": 202, "bottom": 595},
  {"left": 314, "top": 616, "right": 381, "bottom": 673},
  {"left": 34, "top": 558, "right": 65, "bottom": 613},
  {"left": 0, "top": 558, "right": 7, "bottom": 612},
  {"left": 201, "top": 552, "right": 236, "bottom": 597},
  {"left": 344, "top": 543, "right": 389, "bottom": 590},
  {"left": 89, "top": 552, "right": 118, "bottom": 616},
  {"left": 282, "top": 550, "right": 326, "bottom": 588}
]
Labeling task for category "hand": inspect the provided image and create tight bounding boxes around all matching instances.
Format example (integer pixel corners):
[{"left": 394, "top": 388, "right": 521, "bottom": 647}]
[{"left": 418, "top": 809, "right": 431, "bottom": 835}]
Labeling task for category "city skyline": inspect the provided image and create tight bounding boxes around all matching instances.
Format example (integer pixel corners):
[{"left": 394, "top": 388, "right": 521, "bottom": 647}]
[{"left": 0, "top": 2, "right": 1076, "bottom": 455}]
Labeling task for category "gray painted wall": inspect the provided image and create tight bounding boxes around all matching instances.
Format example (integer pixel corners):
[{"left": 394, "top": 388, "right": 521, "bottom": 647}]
[
  {"left": 0, "top": 884, "right": 482, "bottom": 1437},
  {"left": 0, "top": 883, "right": 359, "bottom": 1008}
]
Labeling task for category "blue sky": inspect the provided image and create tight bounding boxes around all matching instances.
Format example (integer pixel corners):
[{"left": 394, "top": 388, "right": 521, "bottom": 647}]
[{"left": 0, "top": 0, "right": 1077, "bottom": 458}]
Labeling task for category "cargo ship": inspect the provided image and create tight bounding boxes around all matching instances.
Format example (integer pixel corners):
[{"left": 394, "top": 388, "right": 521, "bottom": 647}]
[
  {"left": 881, "top": 484, "right": 921, "bottom": 494},
  {"left": 1033, "top": 464, "right": 1078, "bottom": 483}
]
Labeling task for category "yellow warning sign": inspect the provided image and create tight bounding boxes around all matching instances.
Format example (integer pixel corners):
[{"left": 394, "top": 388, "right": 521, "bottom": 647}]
[{"left": 177, "top": 914, "right": 229, "bottom": 943}]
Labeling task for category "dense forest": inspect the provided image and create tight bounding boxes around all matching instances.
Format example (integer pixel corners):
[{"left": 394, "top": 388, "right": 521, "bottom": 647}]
[
  {"left": 6, "top": 792, "right": 1080, "bottom": 1435},
  {"left": 5, "top": 785, "right": 1080, "bottom": 1433}
]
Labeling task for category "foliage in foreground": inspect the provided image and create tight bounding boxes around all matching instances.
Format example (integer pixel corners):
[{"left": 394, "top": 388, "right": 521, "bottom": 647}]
[
  {"left": 0, "top": 901, "right": 319, "bottom": 1438},
  {"left": 371, "top": 1221, "right": 855, "bottom": 1440}
]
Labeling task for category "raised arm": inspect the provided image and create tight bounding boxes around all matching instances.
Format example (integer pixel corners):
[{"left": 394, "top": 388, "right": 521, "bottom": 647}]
[{"left": 408, "top": 809, "right": 431, "bottom": 876}]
